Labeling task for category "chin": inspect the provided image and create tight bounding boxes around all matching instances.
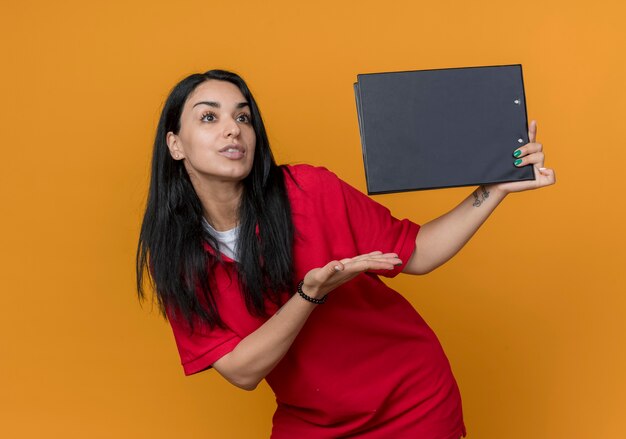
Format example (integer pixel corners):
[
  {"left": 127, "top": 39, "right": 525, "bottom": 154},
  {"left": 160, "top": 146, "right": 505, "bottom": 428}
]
[{"left": 214, "top": 166, "right": 254, "bottom": 182}]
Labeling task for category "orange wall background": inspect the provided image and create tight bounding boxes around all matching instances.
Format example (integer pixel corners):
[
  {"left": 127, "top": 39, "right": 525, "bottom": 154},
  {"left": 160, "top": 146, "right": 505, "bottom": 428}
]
[{"left": 1, "top": 0, "right": 624, "bottom": 437}]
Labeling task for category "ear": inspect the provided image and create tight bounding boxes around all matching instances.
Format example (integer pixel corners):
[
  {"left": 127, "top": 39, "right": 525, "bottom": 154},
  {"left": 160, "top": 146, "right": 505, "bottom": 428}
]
[{"left": 166, "top": 131, "right": 185, "bottom": 160}]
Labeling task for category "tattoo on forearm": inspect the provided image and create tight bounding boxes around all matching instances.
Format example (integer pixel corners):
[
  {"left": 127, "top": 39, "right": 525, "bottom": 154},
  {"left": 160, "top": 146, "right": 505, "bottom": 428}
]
[{"left": 472, "top": 185, "right": 490, "bottom": 207}]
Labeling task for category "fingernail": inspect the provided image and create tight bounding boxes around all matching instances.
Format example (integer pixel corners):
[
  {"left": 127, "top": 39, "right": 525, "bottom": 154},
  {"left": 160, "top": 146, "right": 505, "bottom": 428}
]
[
  {"left": 513, "top": 150, "right": 522, "bottom": 158},
  {"left": 514, "top": 159, "right": 522, "bottom": 166},
  {"left": 334, "top": 265, "right": 341, "bottom": 271}
]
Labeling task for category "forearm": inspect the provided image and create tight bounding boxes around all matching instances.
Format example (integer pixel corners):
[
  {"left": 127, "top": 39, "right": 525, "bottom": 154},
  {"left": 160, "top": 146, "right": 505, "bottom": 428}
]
[
  {"left": 404, "top": 184, "right": 507, "bottom": 275},
  {"left": 213, "top": 253, "right": 400, "bottom": 390},
  {"left": 212, "top": 291, "right": 317, "bottom": 390}
]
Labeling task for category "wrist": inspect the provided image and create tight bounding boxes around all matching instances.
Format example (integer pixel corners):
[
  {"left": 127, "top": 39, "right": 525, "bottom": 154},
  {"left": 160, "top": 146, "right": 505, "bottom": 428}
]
[
  {"left": 297, "top": 280, "right": 328, "bottom": 304},
  {"left": 484, "top": 183, "right": 509, "bottom": 198}
]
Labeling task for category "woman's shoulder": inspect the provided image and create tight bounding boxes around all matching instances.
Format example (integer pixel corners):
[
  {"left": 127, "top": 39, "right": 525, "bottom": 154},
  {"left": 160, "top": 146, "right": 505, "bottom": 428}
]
[{"left": 281, "top": 163, "right": 341, "bottom": 188}]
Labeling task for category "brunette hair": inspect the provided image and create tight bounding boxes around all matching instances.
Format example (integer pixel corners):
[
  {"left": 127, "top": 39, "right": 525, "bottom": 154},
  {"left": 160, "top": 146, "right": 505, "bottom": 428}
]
[{"left": 136, "top": 70, "right": 294, "bottom": 330}]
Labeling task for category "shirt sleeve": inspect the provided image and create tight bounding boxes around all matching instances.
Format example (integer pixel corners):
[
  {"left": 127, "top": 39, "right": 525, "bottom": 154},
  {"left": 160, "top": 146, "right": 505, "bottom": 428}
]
[
  {"left": 309, "top": 166, "right": 421, "bottom": 278},
  {"left": 165, "top": 307, "right": 242, "bottom": 376}
]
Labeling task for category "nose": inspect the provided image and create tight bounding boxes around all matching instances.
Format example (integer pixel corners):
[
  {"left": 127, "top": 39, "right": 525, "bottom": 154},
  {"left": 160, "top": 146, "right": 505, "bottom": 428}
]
[{"left": 223, "top": 117, "right": 240, "bottom": 138}]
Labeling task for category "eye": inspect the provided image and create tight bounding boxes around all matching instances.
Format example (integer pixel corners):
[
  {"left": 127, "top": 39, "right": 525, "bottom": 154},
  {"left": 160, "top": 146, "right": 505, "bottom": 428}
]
[
  {"left": 237, "top": 113, "right": 251, "bottom": 124},
  {"left": 200, "top": 111, "right": 216, "bottom": 122}
]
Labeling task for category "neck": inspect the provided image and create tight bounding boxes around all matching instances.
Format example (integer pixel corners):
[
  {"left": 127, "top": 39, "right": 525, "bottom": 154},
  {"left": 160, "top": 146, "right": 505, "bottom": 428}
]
[{"left": 188, "top": 174, "right": 243, "bottom": 232}]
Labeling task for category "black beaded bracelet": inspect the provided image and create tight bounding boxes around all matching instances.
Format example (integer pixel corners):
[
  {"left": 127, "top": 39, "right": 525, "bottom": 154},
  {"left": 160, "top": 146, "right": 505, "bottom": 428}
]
[{"left": 297, "top": 280, "right": 328, "bottom": 305}]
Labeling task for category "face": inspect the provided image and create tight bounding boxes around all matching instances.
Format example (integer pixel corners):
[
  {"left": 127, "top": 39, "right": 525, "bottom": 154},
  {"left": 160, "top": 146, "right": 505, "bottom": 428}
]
[{"left": 167, "top": 80, "right": 256, "bottom": 186}]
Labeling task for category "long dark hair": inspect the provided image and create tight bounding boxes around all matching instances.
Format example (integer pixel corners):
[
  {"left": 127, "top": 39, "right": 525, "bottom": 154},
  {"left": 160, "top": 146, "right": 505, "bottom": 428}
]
[{"left": 136, "top": 70, "right": 295, "bottom": 330}]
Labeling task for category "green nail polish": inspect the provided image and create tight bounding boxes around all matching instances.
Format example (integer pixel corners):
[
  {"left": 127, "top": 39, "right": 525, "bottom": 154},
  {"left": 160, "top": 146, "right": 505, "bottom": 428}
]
[
  {"left": 513, "top": 150, "right": 521, "bottom": 158},
  {"left": 514, "top": 159, "right": 522, "bottom": 166}
]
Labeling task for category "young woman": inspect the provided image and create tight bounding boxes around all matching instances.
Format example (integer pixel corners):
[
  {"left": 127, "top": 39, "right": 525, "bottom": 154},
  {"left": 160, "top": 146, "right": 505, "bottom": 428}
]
[{"left": 136, "top": 69, "right": 556, "bottom": 438}]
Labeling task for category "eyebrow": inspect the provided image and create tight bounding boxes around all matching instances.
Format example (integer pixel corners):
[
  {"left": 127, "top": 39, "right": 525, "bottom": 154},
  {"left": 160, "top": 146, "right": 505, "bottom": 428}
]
[{"left": 192, "top": 101, "right": 250, "bottom": 109}]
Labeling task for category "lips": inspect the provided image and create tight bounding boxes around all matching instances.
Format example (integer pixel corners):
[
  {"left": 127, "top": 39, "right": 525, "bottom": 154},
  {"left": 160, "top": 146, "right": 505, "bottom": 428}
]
[{"left": 218, "top": 144, "right": 246, "bottom": 160}]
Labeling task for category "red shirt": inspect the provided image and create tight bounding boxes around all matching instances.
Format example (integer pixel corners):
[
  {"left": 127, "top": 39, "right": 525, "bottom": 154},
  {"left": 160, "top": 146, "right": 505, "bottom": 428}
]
[{"left": 167, "top": 164, "right": 466, "bottom": 438}]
